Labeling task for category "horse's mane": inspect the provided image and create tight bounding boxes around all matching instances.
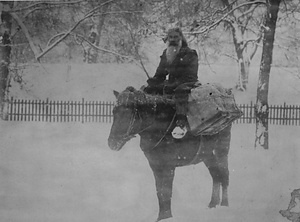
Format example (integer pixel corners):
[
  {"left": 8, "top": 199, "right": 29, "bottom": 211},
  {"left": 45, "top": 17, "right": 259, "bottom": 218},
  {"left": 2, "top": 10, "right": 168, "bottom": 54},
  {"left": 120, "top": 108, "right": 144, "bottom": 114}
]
[{"left": 116, "top": 86, "right": 175, "bottom": 108}]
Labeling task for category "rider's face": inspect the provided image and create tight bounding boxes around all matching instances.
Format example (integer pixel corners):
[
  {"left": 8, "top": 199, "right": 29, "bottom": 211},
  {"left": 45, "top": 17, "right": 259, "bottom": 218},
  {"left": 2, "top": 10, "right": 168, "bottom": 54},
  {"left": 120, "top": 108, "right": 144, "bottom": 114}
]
[{"left": 167, "top": 31, "right": 182, "bottom": 46}]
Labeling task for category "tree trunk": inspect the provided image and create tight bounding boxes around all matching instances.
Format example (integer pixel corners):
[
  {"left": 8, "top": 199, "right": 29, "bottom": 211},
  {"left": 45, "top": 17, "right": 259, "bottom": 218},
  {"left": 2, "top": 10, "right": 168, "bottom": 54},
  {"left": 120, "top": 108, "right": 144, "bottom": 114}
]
[
  {"left": 236, "top": 49, "right": 250, "bottom": 91},
  {"left": 83, "top": 2, "right": 109, "bottom": 64},
  {"left": 95, "top": 3, "right": 110, "bottom": 47},
  {"left": 255, "top": 0, "right": 281, "bottom": 149},
  {"left": 231, "top": 23, "right": 252, "bottom": 92},
  {"left": 0, "top": 2, "right": 13, "bottom": 120}
]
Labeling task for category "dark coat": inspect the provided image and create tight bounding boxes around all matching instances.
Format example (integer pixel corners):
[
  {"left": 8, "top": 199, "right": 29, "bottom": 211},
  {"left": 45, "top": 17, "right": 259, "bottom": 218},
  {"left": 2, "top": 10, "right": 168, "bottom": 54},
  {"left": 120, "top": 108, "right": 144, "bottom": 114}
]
[{"left": 152, "top": 46, "right": 198, "bottom": 87}]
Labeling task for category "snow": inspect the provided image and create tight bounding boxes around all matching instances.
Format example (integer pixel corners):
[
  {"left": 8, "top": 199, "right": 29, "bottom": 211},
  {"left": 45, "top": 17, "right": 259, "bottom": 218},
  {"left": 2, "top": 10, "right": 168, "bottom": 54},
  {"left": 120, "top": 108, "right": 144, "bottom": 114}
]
[
  {"left": 0, "top": 120, "right": 299, "bottom": 222},
  {"left": 2, "top": 61, "right": 300, "bottom": 221},
  {"left": 9, "top": 63, "right": 300, "bottom": 105}
]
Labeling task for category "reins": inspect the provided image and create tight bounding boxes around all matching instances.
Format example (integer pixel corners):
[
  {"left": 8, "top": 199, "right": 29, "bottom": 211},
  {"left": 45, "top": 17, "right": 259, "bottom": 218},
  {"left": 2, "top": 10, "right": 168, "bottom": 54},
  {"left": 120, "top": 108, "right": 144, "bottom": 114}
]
[
  {"left": 120, "top": 101, "right": 176, "bottom": 150},
  {"left": 120, "top": 105, "right": 152, "bottom": 142}
]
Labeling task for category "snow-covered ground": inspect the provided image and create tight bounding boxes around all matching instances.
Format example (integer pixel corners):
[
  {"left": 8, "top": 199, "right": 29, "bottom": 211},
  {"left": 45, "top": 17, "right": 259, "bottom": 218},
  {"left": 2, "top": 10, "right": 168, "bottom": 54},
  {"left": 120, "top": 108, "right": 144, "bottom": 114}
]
[
  {"left": 0, "top": 121, "right": 299, "bottom": 222},
  {"left": 2, "top": 62, "right": 300, "bottom": 221}
]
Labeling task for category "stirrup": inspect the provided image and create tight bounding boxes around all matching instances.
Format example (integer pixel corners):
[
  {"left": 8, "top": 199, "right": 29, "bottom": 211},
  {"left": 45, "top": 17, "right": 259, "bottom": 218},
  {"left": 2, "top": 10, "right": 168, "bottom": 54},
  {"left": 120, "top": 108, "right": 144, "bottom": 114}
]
[{"left": 172, "top": 125, "right": 187, "bottom": 139}]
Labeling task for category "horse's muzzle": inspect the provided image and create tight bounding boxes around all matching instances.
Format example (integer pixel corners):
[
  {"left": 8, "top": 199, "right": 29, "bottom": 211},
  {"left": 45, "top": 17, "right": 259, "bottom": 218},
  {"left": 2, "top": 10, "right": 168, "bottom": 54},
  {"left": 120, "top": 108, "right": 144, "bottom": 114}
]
[{"left": 108, "top": 137, "right": 125, "bottom": 151}]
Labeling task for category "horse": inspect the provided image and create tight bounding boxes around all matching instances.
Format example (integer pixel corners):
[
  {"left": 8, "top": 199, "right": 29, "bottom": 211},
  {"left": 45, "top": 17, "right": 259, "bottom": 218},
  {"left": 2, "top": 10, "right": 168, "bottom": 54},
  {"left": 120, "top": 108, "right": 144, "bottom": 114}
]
[{"left": 108, "top": 86, "right": 232, "bottom": 221}]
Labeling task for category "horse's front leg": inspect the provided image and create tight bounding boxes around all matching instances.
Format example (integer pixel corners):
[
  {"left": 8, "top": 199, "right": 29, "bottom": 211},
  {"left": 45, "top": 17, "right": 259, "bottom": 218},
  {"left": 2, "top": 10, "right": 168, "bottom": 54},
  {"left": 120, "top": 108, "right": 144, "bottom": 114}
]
[
  {"left": 151, "top": 165, "right": 175, "bottom": 221},
  {"left": 221, "top": 181, "right": 229, "bottom": 206}
]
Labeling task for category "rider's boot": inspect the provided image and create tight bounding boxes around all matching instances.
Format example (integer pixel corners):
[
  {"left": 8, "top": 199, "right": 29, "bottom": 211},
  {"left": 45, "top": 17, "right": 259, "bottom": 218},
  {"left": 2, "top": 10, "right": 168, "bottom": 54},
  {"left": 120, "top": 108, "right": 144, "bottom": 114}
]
[{"left": 172, "top": 115, "right": 188, "bottom": 139}]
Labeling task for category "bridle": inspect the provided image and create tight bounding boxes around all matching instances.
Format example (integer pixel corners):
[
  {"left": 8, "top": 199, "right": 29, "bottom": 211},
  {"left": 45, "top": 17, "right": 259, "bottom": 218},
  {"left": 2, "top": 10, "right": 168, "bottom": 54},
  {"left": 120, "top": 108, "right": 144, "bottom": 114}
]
[
  {"left": 113, "top": 100, "right": 176, "bottom": 150},
  {"left": 116, "top": 105, "right": 150, "bottom": 143}
]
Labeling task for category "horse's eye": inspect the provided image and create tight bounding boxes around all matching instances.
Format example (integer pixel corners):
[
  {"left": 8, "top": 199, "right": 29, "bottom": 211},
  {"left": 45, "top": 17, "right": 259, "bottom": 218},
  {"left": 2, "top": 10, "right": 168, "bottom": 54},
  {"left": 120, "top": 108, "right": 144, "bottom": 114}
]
[
  {"left": 112, "top": 106, "right": 119, "bottom": 114},
  {"left": 113, "top": 105, "right": 128, "bottom": 114}
]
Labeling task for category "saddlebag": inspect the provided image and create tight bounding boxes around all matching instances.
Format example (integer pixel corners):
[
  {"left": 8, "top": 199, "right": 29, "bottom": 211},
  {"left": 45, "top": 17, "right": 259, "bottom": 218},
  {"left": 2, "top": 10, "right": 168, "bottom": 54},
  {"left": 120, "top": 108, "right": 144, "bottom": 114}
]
[{"left": 187, "top": 83, "right": 243, "bottom": 136}]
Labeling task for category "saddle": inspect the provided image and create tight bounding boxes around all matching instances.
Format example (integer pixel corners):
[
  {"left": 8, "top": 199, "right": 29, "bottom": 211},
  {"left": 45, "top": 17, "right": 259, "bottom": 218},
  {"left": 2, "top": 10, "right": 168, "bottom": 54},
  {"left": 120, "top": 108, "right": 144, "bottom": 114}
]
[
  {"left": 142, "top": 82, "right": 243, "bottom": 136},
  {"left": 186, "top": 83, "right": 243, "bottom": 136}
]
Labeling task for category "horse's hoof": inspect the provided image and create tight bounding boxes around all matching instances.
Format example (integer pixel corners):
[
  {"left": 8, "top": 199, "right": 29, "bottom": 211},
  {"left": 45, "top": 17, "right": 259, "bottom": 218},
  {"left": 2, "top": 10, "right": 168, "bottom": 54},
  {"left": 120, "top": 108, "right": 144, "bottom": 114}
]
[
  {"left": 156, "top": 211, "right": 172, "bottom": 221},
  {"left": 208, "top": 202, "right": 218, "bottom": 208},
  {"left": 156, "top": 218, "right": 173, "bottom": 222},
  {"left": 221, "top": 200, "right": 229, "bottom": 206},
  {"left": 156, "top": 216, "right": 172, "bottom": 221}
]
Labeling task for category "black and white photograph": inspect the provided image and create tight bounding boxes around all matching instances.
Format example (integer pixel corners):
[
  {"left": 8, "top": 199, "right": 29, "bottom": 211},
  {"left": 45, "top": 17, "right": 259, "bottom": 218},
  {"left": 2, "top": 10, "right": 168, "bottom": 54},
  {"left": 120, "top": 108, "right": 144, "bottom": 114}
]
[{"left": 0, "top": 1, "right": 299, "bottom": 222}]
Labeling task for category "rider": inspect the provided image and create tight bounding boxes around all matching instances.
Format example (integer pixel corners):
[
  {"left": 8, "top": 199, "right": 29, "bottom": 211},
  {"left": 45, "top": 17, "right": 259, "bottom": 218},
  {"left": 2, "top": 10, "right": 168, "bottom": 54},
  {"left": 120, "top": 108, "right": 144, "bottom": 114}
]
[{"left": 144, "top": 27, "right": 199, "bottom": 138}]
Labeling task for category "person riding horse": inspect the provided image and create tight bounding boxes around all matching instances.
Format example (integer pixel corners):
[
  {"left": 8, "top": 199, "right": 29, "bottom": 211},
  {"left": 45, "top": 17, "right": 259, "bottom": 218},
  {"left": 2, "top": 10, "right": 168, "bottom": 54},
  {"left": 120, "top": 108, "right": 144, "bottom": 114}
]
[{"left": 144, "top": 27, "right": 199, "bottom": 138}]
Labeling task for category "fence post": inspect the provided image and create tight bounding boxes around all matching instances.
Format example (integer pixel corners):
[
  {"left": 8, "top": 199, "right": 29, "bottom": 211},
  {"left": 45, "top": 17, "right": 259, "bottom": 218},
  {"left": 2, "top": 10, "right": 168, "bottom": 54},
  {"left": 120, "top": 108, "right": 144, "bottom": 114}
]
[
  {"left": 9, "top": 97, "right": 13, "bottom": 121},
  {"left": 66, "top": 100, "right": 69, "bottom": 122},
  {"left": 24, "top": 99, "right": 27, "bottom": 121},
  {"left": 16, "top": 99, "right": 20, "bottom": 121},
  {"left": 298, "top": 105, "right": 300, "bottom": 126},
  {"left": 95, "top": 101, "right": 99, "bottom": 122},
  {"left": 82, "top": 98, "right": 84, "bottom": 123},
  {"left": 110, "top": 101, "right": 114, "bottom": 123},
  {"left": 288, "top": 104, "right": 291, "bottom": 126},
  {"left": 249, "top": 101, "right": 252, "bottom": 124},
  {"left": 49, "top": 99, "right": 52, "bottom": 122},
  {"left": 283, "top": 102, "right": 286, "bottom": 125},
  {"left": 45, "top": 98, "right": 48, "bottom": 122},
  {"left": 74, "top": 101, "right": 77, "bottom": 122}
]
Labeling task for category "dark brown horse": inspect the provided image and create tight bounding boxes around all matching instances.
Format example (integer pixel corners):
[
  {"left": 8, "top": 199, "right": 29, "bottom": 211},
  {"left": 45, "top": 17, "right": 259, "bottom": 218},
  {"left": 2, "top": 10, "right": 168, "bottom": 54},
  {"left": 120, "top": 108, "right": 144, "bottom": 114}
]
[{"left": 108, "top": 87, "right": 232, "bottom": 221}]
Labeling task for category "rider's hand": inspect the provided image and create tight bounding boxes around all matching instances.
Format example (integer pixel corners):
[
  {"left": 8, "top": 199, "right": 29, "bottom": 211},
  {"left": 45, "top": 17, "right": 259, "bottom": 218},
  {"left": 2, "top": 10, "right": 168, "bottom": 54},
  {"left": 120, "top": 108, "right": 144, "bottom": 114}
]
[
  {"left": 164, "top": 82, "right": 178, "bottom": 94},
  {"left": 147, "top": 77, "right": 160, "bottom": 86}
]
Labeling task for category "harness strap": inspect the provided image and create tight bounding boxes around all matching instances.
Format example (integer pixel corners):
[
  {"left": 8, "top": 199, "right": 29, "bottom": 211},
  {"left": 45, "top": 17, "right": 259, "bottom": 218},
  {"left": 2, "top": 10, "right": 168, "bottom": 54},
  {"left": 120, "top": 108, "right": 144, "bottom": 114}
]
[
  {"left": 188, "top": 138, "right": 203, "bottom": 165},
  {"left": 151, "top": 112, "right": 176, "bottom": 150},
  {"left": 125, "top": 108, "right": 137, "bottom": 136}
]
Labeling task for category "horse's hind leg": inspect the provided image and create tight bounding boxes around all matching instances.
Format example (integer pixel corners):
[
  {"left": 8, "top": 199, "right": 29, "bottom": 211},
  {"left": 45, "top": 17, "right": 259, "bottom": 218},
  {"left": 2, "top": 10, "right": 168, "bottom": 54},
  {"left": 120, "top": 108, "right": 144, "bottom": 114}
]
[
  {"left": 204, "top": 161, "right": 222, "bottom": 208},
  {"left": 204, "top": 154, "right": 229, "bottom": 208},
  {"left": 219, "top": 127, "right": 231, "bottom": 207},
  {"left": 203, "top": 127, "right": 231, "bottom": 208},
  {"left": 150, "top": 165, "right": 175, "bottom": 221}
]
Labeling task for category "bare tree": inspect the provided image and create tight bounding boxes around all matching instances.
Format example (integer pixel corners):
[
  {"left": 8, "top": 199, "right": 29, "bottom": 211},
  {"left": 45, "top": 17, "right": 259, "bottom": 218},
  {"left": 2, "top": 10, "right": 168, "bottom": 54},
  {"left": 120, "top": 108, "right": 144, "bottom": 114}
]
[
  {"left": 0, "top": 0, "right": 146, "bottom": 119},
  {"left": 255, "top": 0, "right": 281, "bottom": 149},
  {"left": 83, "top": 0, "right": 112, "bottom": 63},
  {"left": 187, "top": 1, "right": 266, "bottom": 91},
  {"left": 0, "top": 1, "right": 14, "bottom": 119},
  {"left": 221, "top": 0, "right": 265, "bottom": 91}
]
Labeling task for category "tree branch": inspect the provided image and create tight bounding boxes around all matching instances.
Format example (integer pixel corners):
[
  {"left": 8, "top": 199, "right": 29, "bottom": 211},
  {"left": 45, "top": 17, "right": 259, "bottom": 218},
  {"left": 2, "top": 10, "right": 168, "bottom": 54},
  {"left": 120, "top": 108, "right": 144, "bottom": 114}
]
[
  {"left": 128, "top": 26, "right": 150, "bottom": 79},
  {"left": 221, "top": 53, "right": 239, "bottom": 62},
  {"left": 44, "top": 31, "right": 134, "bottom": 61},
  {"left": 187, "top": 0, "right": 266, "bottom": 35},
  {"left": 10, "top": 12, "right": 41, "bottom": 58},
  {"left": 84, "top": 0, "right": 116, "bottom": 18},
  {"left": 24, "top": 7, "right": 48, "bottom": 18},
  {"left": 78, "top": 33, "right": 151, "bottom": 72},
  {"left": 242, "top": 34, "right": 263, "bottom": 51},
  {"left": 36, "top": 0, "right": 116, "bottom": 61},
  {"left": 77, "top": 33, "right": 134, "bottom": 59},
  {"left": 115, "top": 17, "right": 150, "bottom": 78},
  {"left": 92, "top": 10, "right": 143, "bottom": 17},
  {"left": 10, "top": 0, "right": 84, "bottom": 13},
  {"left": 237, "top": 3, "right": 261, "bottom": 21}
]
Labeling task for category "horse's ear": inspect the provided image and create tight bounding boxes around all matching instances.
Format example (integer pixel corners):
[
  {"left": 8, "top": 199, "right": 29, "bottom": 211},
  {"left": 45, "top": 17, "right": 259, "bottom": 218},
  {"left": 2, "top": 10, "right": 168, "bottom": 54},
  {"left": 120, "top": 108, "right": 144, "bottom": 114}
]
[
  {"left": 113, "top": 90, "right": 119, "bottom": 98},
  {"left": 126, "top": 86, "right": 136, "bottom": 92}
]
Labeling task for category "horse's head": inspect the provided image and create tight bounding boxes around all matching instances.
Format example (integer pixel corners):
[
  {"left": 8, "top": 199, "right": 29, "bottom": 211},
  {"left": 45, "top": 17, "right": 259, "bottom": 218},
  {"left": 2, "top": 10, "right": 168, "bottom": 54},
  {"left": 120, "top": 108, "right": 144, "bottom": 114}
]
[{"left": 108, "top": 86, "right": 143, "bottom": 151}]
